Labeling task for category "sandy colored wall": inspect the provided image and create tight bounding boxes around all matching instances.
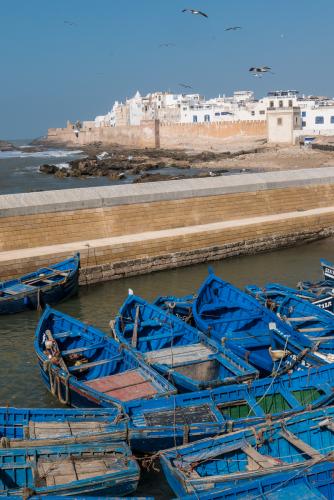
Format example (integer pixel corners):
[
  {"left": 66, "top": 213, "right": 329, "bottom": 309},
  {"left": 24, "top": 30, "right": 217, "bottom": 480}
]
[
  {"left": 159, "top": 121, "right": 267, "bottom": 148},
  {"left": 47, "top": 120, "right": 266, "bottom": 149},
  {"left": 1, "top": 183, "right": 334, "bottom": 252}
]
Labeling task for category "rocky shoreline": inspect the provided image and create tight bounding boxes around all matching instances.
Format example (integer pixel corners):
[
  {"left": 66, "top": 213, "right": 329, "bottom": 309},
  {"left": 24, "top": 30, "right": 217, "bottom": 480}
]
[{"left": 39, "top": 144, "right": 266, "bottom": 183}]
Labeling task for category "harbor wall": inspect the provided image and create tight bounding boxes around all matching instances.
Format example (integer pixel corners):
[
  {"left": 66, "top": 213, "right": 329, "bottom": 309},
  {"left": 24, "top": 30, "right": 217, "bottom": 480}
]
[
  {"left": 1, "top": 167, "right": 334, "bottom": 283},
  {"left": 46, "top": 120, "right": 266, "bottom": 149}
]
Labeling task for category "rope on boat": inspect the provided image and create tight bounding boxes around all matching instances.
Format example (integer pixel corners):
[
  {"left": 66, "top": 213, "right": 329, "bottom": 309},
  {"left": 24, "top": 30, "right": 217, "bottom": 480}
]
[
  {"left": 43, "top": 360, "right": 70, "bottom": 405},
  {"left": 0, "top": 437, "right": 10, "bottom": 448},
  {"left": 21, "top": 487, "right": 36, "bottom": 500}
]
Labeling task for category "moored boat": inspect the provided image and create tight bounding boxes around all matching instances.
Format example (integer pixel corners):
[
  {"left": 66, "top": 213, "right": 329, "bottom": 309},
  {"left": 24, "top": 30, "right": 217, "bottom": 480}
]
[
  {"left": 0, "top": 253, "right": 80, "bottom": 314},
  {"left": 153, "top": 294, "right": 195, "bottom": 323},
  {"left": 124, "top": 363, "right": 334, "bottom": 452},
  {"left": 0, "top": 407, "right": 126, "bottom": 448},
  {"left": 247, "top": 283, "right": 334, "bottom": 358},
  {"left": 35, "top": 306, "right": 176, "bottom": 408},
  {"left": 114, "top": 294, "right": 258, "bottom": 392},
  {"left": 192, "top": 271, "right": 298, "bottom": 373},
  {"left": 179, "top": 467, "right": 330, "bottom": 499},
  {"left": 159, "top": 404, "right": 334, "bottom": 495},
  {"left": 0, "top": 441, "right": 139, "bottom": 497}
]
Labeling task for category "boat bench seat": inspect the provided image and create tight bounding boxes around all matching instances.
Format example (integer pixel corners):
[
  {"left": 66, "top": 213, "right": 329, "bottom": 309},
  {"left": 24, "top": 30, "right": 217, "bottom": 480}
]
[
  {"left": 84, "top": 368, "right": 159, "bottom": 402},
  {"left": 144, "top": 343, "right": 214, "bottom": 366},
  {"left": 3, "top": 283, "right": 36, "bottom": 295},
  {"left": 69, "top": 355, "right": 122, "bottom": 373},
  {"left": 62, "top": 342, "right": 105, "bottom": 356}
]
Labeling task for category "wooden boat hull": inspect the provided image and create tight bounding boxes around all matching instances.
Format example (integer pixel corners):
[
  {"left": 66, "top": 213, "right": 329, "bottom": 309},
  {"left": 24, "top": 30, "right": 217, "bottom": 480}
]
[
  {"left": 177, "top": 463, "right": 332, "bottom": 498},
  {"left": 160, "top": 405, "right": 334, "bottom": 495},
  {"left": 125, "top": 363, "right": 334, "bottom": 452},
  {"left": 0, "top": 407, "right": 126, "bottom": 448},
  {"left": 0, "top": 254, "right": 80, "bottom": 314},
  {"left": 35, "top": 307, "right": 176, "bottom": 408},
  {"left": 115, "top": 295, "right": 258, "bottom": 393},
  {"left": 0, "top": 442, "right": 139, "bottom": 497}
]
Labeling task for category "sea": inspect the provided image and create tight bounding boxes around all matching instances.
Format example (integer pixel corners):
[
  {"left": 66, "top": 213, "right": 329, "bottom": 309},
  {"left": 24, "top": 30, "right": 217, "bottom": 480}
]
[{"left": 0, "top": 141, "right": 333, "bottom": 497}]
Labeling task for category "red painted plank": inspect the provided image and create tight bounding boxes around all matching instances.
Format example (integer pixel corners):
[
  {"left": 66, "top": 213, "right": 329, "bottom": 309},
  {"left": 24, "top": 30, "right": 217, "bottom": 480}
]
[{"left": 105, "top": 382, "right": 158, "bottom": 401}]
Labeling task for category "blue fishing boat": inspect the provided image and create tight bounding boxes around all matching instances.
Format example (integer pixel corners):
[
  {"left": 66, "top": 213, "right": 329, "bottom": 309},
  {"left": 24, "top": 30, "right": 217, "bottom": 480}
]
[
  {"left": 114, "top": 295, "right": 258, "bottom": 392},
  {"left": 180, "top": 467, "right": 331, "bottom": 499},
  {"left": 124, "top": 363, "right": 334, "bottom": 452},
  {"left": 192, "top": 271, "right": 298, "bottom": 373},
  {"left": 246, "top": 282, "right": 334, "bottom": 314},
  {"left": 0, "top": 407, "right": 126, "bottom": 448},
  {"left": 0, "top": 442, "right": 139, "bottom": 497},
  {"left": 153, "top": 294, "right": 195, "bottom": 323},
  {"left": 246, "top": 283, "right": 334, "bottom": 357},
  {"left": 160, "top": 404, "right": 334, "bottom": 495},
  {"left": 0, "top": 254, "right": 80, "bottom": 314},
  {"left": 35, "top": 306, "right": 176, "bottom": 408},
  {"left": 246, "top": 281, "right": 334, "bottom": 313},
  {"left": 297, "top": 258, "right": 334, "bottom": 298}
]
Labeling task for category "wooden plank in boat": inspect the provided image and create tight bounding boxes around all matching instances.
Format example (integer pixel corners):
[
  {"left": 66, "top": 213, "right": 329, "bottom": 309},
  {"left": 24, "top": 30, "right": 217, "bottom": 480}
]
[
  {"left": 243, "top": 444, "right": 283, "bottom": 471},
  {"left": 85, "top": 368, "right": 159, "bottom": 401},
  {"left": 297, "top": 327, "right": 326, "bottom": 332},
  {"left": 143, "top": 404, "right": 218, "bottom": 426},
  {"left": 280, "top": 430, "right": 323, "bottom": 459},
  {"left": 29, "top": 421, "right": 107, "bottom": 439},
  {"left": 144, "top": 343, "right": 214, "bottom": 366},
  {"left": 3, "top": 283, "right": 35, "bottom": 295},
  {"left": 288, "top": 316, "right": 317, "bottom": 322}
]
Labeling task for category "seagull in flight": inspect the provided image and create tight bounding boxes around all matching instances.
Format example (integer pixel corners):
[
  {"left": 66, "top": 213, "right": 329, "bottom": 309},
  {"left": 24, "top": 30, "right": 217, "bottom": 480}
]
[
  {"left": 225, "top": 26, "right": 242, "bottom": 31},
  {"left": 64, "top": 20, "right": 76, "bottom": 26},
  {"left": 182, "top": 8, "right": 208, "bottom": 18},
  {"left": 159, "top": 43, "right": 176, "bottom": 48},
  {"left": 249, "top": 66, "right": 274, "bottom": 76},
  {"left": 178, "top": 83, "right": 193, "bottom": 89}
]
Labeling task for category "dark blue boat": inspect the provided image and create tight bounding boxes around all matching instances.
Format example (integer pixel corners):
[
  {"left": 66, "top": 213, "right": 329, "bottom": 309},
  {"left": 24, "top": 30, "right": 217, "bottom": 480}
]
[
  {"left": 180, "top": 467, "right": 330, "bottom": 499},
  {"left": 0, "top": 442, "right": 139, "bottom": 497},
  {"left": 297, "top": 257, "right": 334, "bottom": 301},
  {"left": 192, "top": 271, "right": 298, "bottom": 373},
  {"left": 0, "top": 254, "right": 80, "bottom": 314},
  {"left": 114, "top": 295, "right": 258, "bottom": 392},
  {"left": 124, "top": 363, "right": 334, "bottom": 452},
  {"left": 247, "top": 281, "right": 334, "bottom": 313},
  {"left": 35, "top": 306, "right": 176, "bottom": 408},
  {"left": 0, "top": 407, "right": 126, "bottom": 448},
  {"left": 153, "top": 294, "right": 195, "bottom": 323},
  {"left": 247, "top": 283, "right": 334, "bottom": 358},
  {"left": 160, "top": 404, "right": 334, "bottom": 495}
]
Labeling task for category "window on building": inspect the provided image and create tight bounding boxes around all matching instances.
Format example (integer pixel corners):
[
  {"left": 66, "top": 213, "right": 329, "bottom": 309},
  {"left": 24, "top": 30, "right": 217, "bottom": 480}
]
[
  {"left": 204, "top": 114, "right": 210, "bottom": 122},
  {"left": 259, "top": 110, "right": 265, "bottom": 115},
  {"left": 331, "top": 116, "right": 334, "bottom": 124},
  {"left": 193, "top": 115, "right": 198, "bottom": 123},
  {"left": 269, "top": 101, "right": 274, "bottom": 108},
  {"left": 251, "top": 111, "right": 255, "bottom": 116},
  {"left": 288, "top": 100, "right": 293, "bottom": 107},
  {"left": 302, "top": 111, "right": 306, "bottom": 117},
  {"left": 302, "top": 121, "right": 306, "bottom": 127},
  {"left": 215, "top": 112, "right": 220, "bottom": 116},
  {"left": 277, "top": 118, "right": 283, "bottom": 126},
  {"left": 315, "top": 116, "right": 324, "bottom": 124},
  {"left": 279, "top": 100, "right": 283, "bottom": 108}
]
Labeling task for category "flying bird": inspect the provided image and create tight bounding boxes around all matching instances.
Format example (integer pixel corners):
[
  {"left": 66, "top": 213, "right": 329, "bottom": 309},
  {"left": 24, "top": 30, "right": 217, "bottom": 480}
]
[
  {"left": 249, "top": 66, "right": 274, "bottom": 76},
  {"left": 225, "top": 26, "right": 242, "bottom": 31},
  {"left": 178, "top": 83, "right": 193, "bottom": 89},
  {"left": 64, "top": 20, "right": 76, "bottom": 26},
  {"left": 182, "top": 8, "right": 208, "bottom": 18},
  {"left": 159, "top": 43, "right": 176, "bottom": 48}
]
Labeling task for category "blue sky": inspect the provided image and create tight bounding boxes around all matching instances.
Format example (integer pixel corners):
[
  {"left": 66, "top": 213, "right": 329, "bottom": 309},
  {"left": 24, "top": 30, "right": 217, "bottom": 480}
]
[{"left": 1, "top": 0, "right": 333, "bottom": 139}]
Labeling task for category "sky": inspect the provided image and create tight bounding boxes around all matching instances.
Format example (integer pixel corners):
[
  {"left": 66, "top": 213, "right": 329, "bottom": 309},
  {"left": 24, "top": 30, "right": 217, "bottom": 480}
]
[{"left": 1, "top": 0, "right": 334, "bottom": 139}]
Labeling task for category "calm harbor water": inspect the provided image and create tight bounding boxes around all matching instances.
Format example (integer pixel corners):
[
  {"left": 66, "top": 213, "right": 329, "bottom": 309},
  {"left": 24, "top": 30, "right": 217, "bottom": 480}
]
[{"left": 0, "top": 237, "right": 333, "bottom": 497}]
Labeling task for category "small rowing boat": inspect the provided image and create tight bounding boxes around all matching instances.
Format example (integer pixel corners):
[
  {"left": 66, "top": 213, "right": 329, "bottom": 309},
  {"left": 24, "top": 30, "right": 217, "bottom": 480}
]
[
  {"left": 192, "top": 271, "right": 296, "bottom": 373},
  {"left": 124, "top": 363, "right": 334, "bottom": 452},
  {"left": 35, "top": 306, "right": 176, "bottom": 408},
  {"left": 0, "top": 441, "right": 139, "bottom": 497},
  {"left": 0, "top": 253, "right": 80, "bottom": 314},
  {"left": 160, "top": 404, "right": 334, "bottom": 495},
  {"left": 0, "top": 407, "right": 126, "bottom": 448},
  {"left": 114, "top": 294, "right": 258, "bottom": 392}
]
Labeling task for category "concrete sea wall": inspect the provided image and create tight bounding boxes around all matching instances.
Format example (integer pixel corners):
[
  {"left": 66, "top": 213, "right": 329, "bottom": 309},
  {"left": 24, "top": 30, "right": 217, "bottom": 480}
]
[{"left": 1, "top": 167, "right": 334, "bottom": 284}]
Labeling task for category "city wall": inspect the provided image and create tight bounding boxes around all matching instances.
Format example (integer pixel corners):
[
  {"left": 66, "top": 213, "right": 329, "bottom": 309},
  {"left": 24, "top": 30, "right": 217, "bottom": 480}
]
[
  {"left": 47, "top": 120, "right": 266, "bottom": 149},
  {"left": 1, "top": 167, "right": 334, "bottom": 284}
]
